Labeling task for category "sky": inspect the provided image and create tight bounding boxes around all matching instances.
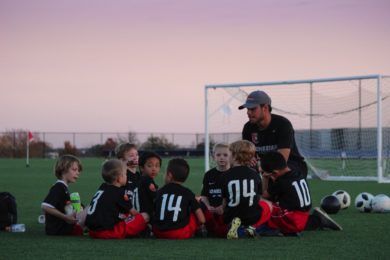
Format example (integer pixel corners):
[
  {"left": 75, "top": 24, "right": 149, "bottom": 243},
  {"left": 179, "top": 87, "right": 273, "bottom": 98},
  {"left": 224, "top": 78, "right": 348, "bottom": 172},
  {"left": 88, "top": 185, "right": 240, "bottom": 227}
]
[{"left": 1, "top": 0, "right": 390, "bottom": 134}]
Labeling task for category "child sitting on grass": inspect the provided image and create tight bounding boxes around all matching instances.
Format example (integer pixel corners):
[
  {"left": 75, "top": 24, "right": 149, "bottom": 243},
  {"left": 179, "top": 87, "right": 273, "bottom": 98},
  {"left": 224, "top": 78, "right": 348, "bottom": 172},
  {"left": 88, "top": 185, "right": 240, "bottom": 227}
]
[
  {"left": 200, "top": 142, "right": 230, "bottom": 237},
  {"left": 115, "top": 143, "right": 141, "bottom": 207},
  {"left": 153, "top": 158, "right": 205, "bottom": 239},
  {"left": 222, "top": 140, "right": 272, "bottom": 239},
  {"left": 136, "top": 152, "right": 161, "bottom": 219},
  {"left": 85, "top": 159, "right": 149, "bottom": 239},
  {"left": 261, "top": 151, "right": 342, "bottom": 235},
  {"left": 41, "top": 155, "right": 85, "bottom": 236}
]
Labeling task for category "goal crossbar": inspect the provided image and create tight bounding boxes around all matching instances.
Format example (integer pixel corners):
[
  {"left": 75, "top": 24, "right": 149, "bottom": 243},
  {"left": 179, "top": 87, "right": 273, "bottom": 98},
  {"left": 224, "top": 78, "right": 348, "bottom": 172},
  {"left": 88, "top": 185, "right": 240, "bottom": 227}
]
[{"left": 204, "top": 74, "right": 390, "bottom": 183}]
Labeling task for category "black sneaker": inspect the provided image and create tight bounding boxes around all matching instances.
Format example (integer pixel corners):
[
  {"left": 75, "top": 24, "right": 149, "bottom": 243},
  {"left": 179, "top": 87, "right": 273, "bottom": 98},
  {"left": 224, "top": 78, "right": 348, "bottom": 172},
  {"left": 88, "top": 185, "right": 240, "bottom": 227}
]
[
  {"left": 313, "top": 207, "right": 343, "bottom": 231},
  {"left": 227, "top": 217, "right": 241, "bottom": 239}
]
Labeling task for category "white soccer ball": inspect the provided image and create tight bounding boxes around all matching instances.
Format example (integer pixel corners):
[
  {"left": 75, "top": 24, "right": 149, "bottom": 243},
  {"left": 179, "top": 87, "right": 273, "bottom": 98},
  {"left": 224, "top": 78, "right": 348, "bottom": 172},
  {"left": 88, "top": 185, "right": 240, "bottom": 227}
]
[
  {"left": 354, "top": 192, "right": 374, "bottom": 213},
  {"left": 332, "top": 190, "right": 351, "bottom": 209},
  {"left": 371, "top": 194, "right": 390, "bottom": 213}
]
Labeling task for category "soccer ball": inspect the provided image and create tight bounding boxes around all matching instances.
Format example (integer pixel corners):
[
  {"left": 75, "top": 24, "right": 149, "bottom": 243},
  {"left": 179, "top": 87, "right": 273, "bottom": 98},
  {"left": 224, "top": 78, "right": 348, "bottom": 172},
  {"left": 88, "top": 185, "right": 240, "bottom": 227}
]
[
  {"left": 332, "top": 190, "right": 351, "bottom": 209},
  {"left": 354, "top": 192, "right": 374, "bottom": 212},
  {"left": 371, "top": 194, "right": 390, "bottom": 213},
  {"left": 320, "top": 195, "right": 341, "bottom": 214}
]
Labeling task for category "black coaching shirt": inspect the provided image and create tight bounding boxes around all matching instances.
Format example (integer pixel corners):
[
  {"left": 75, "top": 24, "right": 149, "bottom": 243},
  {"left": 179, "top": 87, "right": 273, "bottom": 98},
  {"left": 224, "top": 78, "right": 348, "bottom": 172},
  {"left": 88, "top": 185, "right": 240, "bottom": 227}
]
[
  {"left": 85, "top": 183, "right": 131, "bottom": 231},
  {"left": 42, "top": 180, "right": 75, "bottom": 235},
  {"left": 125, "top": 170, "right": 141, "bottom": 208},
  {"left": 201, "top": 168, "right": 224, "bottom": 207},
  {"left": 267, "top": 169, "right": 312, "bottom": 211},
  {"left": 222, "top": 166, "right": 262, "bottom": 226},
  {"left": 135, "top": 175, "right": 158, "bottom": 219},
  {"left": 242, "top": 114, "right": 306, "bottom": 173},
  {"left": 153, "top": 183, "right": 200, "bottom": 231}
]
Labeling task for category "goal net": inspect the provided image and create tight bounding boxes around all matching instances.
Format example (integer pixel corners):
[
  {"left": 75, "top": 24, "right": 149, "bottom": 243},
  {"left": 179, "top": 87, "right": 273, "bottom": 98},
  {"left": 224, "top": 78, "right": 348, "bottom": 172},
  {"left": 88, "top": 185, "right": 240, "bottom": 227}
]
[{"left": 204, "top": 75, "right": 390, "bottom": 183}]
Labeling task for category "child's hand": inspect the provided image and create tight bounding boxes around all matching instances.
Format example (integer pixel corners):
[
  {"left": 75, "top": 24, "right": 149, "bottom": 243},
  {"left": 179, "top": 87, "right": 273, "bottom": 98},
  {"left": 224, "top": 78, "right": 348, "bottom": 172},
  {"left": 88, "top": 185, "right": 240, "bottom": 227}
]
[
  {"left": 249, "top": 157, "right": 258, "bottom": 168},
  {"left": 64, "top": 214, "right": 77, "bottom": 224},
  {"left": 261, "top": 171, "right": 272, "bottom": 179},
  {"left": 207, "top": 206, "right": 216, "bottom": 212}
]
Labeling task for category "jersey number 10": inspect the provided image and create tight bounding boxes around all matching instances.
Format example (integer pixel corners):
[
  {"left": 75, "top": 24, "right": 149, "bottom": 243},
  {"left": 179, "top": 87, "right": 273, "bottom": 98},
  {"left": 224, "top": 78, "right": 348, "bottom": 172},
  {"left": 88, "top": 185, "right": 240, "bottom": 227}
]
[{"left": 292, "top": 179, "right": 311, "bottom": 207}]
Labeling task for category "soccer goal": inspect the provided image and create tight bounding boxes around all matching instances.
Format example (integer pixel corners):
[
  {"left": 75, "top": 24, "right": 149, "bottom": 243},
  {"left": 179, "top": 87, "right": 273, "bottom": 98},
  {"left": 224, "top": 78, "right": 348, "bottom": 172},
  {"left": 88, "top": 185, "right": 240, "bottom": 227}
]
[{"left": 204, "top": 75, "right": 390, "bottom": 183}]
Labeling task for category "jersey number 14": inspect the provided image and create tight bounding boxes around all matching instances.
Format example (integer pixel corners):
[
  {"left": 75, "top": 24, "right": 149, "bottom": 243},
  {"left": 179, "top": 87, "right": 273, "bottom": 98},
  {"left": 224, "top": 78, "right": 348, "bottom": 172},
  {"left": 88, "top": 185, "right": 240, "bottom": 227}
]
[{"left": 159, "top": 194, "right": 183, "bottom": 222}]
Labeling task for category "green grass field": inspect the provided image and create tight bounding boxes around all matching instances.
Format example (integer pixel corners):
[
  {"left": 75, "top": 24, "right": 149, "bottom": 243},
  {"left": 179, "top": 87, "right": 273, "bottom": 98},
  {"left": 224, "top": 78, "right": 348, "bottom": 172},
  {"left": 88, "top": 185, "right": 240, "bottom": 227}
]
[{"left": 1, "top": 158, "right": 390, "bottom": 259}]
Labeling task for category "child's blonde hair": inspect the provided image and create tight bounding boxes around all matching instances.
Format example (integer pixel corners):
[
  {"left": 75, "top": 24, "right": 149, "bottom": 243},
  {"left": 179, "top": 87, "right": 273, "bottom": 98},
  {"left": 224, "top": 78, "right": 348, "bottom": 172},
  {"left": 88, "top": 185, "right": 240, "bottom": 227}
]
[
  {"left": 212, "top": 142, "right": 229, "bottom": 154},
  {"left": 101, "top": 159, "right": 126, "bottom": 184},
  {"left": 115, "top": 143, "right": 137, "bottom": 159},
  {"left": 229, "top": 140, "right": 256, "bottom": 166},
  {"left": 54, "top": 154, "right": 82, "bottom": 179}
]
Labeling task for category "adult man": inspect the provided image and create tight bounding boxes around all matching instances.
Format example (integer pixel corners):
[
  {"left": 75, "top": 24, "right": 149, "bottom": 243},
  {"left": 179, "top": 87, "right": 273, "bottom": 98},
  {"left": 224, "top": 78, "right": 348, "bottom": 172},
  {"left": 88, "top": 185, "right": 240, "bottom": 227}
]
[{"left": 239, "top": 90, "right": 307, "bottom": 177}]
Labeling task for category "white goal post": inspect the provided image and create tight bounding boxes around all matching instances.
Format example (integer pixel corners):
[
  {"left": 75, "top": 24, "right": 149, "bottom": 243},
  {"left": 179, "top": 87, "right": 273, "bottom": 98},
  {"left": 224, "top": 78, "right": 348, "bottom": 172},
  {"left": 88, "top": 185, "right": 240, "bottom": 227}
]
[{"left": 204, "top": 75, "right": 390, "bottom": 183}]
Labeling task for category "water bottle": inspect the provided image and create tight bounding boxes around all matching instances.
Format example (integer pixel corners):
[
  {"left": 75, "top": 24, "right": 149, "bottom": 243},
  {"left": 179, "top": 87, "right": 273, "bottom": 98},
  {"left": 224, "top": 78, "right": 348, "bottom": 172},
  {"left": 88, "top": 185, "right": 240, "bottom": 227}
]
[
  {"left": 70, "top": 192, "right": 81, "bottom": 213},
  {"left": 10, "top": 224, "right": 26, "bottom": 232}
]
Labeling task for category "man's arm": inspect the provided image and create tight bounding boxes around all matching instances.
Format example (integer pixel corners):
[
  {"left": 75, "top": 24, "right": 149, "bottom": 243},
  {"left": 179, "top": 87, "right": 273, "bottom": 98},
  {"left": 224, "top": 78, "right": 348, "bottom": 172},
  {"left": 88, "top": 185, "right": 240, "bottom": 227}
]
[{"left": 277, "top": 148, "right": 290, "bottom": 162}]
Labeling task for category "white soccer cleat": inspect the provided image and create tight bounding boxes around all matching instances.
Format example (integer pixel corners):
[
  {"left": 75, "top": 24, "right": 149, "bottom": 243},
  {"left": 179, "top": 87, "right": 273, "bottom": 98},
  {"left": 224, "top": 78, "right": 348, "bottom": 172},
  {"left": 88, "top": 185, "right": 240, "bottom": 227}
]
[{"left": 227, "top": 217, "right": 241, "bottom": 239}]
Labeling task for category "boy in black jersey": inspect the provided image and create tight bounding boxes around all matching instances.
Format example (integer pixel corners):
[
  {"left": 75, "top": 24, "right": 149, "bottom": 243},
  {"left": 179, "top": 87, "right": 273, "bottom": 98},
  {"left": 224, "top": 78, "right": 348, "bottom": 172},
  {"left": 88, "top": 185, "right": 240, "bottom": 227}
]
[
  {"left": 86, "top": 159, "right": 149, "bottom": 239},
  {"left": 136, "top": 152, "right": 161, "bottom": 219},
  {"left": 200, "top": 143, "right": 230, "bottom": 237},
  {"left": 153, "top": 158, "right": 205, "bottom": 239},
  {"left": 261, "top": 151, "right": 342, "bottom": 235},
  {"left": 116, "top": 143, "right": 141, "bottom": 209},
  {"left": 41, "top": 155, "right": 84, "bottom": 236},
  {"left": 223, "top": 140, "right": 272, "bottom": 239}
]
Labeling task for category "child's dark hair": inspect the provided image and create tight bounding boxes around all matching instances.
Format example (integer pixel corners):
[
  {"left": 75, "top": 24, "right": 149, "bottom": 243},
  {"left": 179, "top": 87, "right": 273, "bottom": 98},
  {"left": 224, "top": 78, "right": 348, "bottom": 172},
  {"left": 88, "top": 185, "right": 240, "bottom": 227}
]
[
  {"left": 167, "top": 158, "right": 190, "bottom": 182},
  {"left": 54, "top": 154, "right": 82, "bottom": 179},
  {"left": 115, "top": 143, "right": 137, "bottom": 159},
  {"left": 101, "top": 159, "right": 125, "bottom": 184},
  {"left": 260, "top": 151, "right": 287, "bottom": 173},
  {"left": 139, "top": 151, "right": 162, "bottom": 167}
]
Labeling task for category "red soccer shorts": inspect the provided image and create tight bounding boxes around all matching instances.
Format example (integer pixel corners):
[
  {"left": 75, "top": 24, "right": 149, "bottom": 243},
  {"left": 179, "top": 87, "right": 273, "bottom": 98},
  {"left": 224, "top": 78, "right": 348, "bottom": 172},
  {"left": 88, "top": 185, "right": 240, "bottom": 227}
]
[
  {"left": 89, "top": 214, "right": 147, "bottom": 239},
  {"left": 267, "top": 203, "right": 309, "bottom": 234},
  {"left": 251, "top": 200, "right": 272, "bottom": 228},
  {"left": 72, "top": 224, "right": 83, "bottom": 236},
  {"left": 152, "top": 214, "right": 198, "bottom": 239},
  {"left": 203, "top": 208, "right": 228, "bottom": 237}
]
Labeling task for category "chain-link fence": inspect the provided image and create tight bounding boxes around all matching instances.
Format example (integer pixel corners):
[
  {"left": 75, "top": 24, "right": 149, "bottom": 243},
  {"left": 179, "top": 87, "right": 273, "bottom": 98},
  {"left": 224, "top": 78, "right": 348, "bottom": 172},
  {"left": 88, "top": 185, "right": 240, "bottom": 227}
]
[{"left": 0, "top": 131, "right": 242, "bottom": 158}]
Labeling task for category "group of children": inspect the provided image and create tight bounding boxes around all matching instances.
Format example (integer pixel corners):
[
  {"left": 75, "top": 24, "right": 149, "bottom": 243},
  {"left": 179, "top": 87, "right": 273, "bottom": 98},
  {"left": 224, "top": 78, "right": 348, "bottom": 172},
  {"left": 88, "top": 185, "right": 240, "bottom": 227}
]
[{"left": 41, "top": 140, "right": 342, "bottom": 239}]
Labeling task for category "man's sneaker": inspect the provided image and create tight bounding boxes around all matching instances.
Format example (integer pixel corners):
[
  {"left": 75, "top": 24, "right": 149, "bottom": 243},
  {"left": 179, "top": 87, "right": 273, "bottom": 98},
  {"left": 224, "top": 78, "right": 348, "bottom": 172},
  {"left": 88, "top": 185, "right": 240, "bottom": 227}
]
[
  {"left": 313, "top": 207, "right": 343, "bottom": 231},
  {"left": 245, "top": 225, "right": 257, "bottom": 238},
  {"left": 227, "top": 217, "right": 241, "bottom": 239}
]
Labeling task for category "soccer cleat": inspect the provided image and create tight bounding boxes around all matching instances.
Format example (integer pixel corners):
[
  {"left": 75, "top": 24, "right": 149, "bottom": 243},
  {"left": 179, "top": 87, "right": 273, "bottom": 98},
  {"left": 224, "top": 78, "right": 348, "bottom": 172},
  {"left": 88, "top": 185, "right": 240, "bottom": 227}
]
[
  {"left": 313, "top": 207, "right": 343, "bottom": 231},
  {"left": 227, "top": 217, "right": 241, "bottom": 239},
  {"left": 245, "top": 225, "right": 257, "bottom": 238}
]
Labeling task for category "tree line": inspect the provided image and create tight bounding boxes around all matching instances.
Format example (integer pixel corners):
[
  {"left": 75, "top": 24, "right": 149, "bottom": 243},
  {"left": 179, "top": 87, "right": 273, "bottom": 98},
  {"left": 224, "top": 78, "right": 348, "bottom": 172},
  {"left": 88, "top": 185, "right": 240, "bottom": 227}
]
[{"left": 0, "top": 130, "right": 209, "bottom": 158}]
